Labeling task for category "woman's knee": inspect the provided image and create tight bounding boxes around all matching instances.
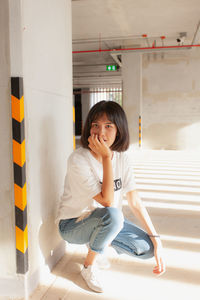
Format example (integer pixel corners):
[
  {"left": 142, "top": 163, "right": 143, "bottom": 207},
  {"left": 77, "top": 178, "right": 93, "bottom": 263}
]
[
  {"left": 102, "top": 207, "right": 124, "bottom": 231},
  {"left": 136, "top": 237, "right": 154, "bottom": 259}
]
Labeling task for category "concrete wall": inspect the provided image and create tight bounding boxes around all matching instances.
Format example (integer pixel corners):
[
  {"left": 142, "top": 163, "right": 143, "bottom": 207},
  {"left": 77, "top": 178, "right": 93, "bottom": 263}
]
[
  {"left": 122, "top": 49, "right": 200, "bottom": 150},
  {"left": 0, "top": 0, "right": 73, "bottom": 298},
  {"left": 0, "top": 0, "right": 16, "bottom": 279},
  {"left": 142, "top": 49, "right": 200, "bottom": 150}
]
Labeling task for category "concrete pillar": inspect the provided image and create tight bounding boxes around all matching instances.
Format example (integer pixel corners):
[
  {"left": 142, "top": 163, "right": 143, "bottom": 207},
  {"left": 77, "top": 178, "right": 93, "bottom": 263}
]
[
  {"left": 122, "top": 53, "right": 142, "bottom": 149},
  {"left": 0, "top": 0, "right": 16, "bottom": 286},
  {"left": 82, "top": 88, "right": 91, "bottom": 126},
  {"left": 0, "top": 0, "right": 73, "bottom": 298}
]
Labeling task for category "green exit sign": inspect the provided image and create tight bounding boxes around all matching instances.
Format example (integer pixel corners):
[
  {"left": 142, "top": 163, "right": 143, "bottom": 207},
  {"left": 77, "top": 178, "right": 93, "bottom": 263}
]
[{"left": 106, "top": 65, "right": 117, "bottom": 71}]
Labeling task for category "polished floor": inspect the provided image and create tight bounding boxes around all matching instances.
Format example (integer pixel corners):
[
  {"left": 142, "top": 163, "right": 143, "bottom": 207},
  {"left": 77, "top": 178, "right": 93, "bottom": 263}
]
[{"left": 29, "top": 150, "right": 200, "bottom": 300}]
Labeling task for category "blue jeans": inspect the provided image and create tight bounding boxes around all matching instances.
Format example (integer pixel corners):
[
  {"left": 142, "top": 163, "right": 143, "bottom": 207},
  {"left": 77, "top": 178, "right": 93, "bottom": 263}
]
[{"left": 59, "top": 207, "right": 154, "bottom": 259}]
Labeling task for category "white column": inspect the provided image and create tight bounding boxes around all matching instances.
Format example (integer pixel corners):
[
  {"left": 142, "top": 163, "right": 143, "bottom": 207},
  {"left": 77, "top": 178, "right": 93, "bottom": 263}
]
[
  {"left": 1, "top": 0, "right": 73, "bottom": 298},
  {"left": 122, "top": 53, "right": 142, "bottom": 148},
  {"left": 82, "top": 88, "right": 91, "bottom": 126},
  {"left": 0, "top": 0, "right": 16, "bottom": 283},
  {"left": 22, "top": 0, "right": 73, "bottom": 294}
]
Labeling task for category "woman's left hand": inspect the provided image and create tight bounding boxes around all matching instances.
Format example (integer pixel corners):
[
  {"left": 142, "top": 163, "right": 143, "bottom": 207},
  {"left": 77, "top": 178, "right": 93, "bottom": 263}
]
[{"left": 153, "top": 241, "right": 166, "bottom": 275}]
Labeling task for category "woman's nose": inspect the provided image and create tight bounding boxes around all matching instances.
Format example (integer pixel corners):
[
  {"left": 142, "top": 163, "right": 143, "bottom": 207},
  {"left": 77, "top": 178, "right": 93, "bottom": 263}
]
[{"left": 98, "top": 126, "right": 105, "bottom": 136}]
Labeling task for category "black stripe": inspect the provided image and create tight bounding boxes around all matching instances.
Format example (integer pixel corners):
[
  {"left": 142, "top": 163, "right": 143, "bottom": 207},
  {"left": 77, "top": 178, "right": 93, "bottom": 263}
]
[
  {"left": 12, "top": 118, "right": 25, "bottom": 144},
  {"left": 11, "top": 77, "right": 23, "bottom": 99},
  {"left": 14, "top": 163, "right": 26, "bottom": 188},
  {"left": 16, "top": 249, "right": 28, "bottom": 274},
  {"left": 15, "top": 206, "right": 27, "bottom": 231}
]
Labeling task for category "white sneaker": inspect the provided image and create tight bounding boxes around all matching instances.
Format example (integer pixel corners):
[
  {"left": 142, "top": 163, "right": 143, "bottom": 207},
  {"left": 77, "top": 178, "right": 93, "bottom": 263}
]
[{"left": 81, "top": 265, "right": 103, "bottom": 293}]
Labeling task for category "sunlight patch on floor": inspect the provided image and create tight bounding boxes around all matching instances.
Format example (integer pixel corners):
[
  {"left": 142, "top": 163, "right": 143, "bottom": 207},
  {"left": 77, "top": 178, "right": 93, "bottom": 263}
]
[{"left": 162, "top": 234, "right": 200, "bottom": 245}]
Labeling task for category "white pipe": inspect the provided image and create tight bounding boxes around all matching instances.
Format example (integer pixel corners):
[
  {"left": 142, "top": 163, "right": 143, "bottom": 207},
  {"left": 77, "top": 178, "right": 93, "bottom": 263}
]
[{"left": 72, "top": 34, "right": 161, "bottom": 44}]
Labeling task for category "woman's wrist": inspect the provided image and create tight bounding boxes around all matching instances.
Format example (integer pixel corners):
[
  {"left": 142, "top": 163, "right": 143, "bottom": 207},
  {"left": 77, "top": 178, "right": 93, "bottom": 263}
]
[
  {"left": 102, "top": 154, "right": 112, "bottom": 161},
  {"left": 149, "top": 234, "right": 163, "bottom": 247},
  {"left": 102, "top": 150, "right": 113, "bottom": 160},
  {"left": 148, "top": 234, "right": 160, "bottom": 238},
  {"left": 149, "top": 234, "right": 161, "bottom": 244}
]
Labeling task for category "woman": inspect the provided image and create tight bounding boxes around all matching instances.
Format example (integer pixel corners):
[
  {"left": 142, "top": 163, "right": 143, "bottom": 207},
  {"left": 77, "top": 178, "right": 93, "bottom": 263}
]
[{"left": 56, "top": 100, "right": 165, "bottom": 293}]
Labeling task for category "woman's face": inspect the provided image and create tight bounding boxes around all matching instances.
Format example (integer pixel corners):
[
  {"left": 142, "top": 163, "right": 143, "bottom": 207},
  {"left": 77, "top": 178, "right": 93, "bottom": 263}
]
[{"left": 90, "top": 113, "right": 117, "bottom": 148}]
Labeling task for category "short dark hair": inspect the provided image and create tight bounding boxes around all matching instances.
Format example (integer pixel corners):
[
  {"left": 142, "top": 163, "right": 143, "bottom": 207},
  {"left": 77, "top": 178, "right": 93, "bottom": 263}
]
[{"left": 81, "top": 101, "right": 130, "bottom": 152}]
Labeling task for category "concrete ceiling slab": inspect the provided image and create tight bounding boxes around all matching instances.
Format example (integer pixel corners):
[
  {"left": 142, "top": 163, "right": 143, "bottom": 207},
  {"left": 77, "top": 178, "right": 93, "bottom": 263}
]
[
  {"left": 72, "top": 0, "right": 200, "bottom": 42},
  {"left": 72, "top": 0, "right": 200, "bottom": 86}
]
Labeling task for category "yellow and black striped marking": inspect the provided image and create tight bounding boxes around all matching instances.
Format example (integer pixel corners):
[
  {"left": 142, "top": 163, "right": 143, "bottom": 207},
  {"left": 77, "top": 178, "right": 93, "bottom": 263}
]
[
  {"left": 139, "top": 115, "right": 142, "bottom": 147},
  {"left": 11, "top": 77, "right": 28, "bottom": 274}
]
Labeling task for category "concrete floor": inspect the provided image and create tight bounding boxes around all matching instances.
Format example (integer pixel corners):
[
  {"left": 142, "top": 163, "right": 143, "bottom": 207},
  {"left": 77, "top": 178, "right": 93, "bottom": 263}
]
[
  {"left": 29, "top": 209, "right": 200, "bottom": 300},
  {"left": 29, "top": 150, "right": 200, "bottom": 300}
]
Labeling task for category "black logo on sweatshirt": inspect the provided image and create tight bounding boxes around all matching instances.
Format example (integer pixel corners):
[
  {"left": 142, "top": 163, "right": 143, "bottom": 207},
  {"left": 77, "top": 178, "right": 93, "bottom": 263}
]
[{"left": 100, "top": 178, "right": 122, "bottom": 192}]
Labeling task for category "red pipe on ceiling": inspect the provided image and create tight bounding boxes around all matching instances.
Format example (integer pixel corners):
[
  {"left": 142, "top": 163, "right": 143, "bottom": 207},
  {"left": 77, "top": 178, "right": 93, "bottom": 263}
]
[{"left": 73, "top": 44, "right": 200, "bottom": 54}]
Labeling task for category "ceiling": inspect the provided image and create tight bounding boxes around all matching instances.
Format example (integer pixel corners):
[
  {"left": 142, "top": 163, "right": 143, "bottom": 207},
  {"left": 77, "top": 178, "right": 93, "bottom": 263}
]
[{"left": 72, "top": 0, "right": 200, "bottom": 87}]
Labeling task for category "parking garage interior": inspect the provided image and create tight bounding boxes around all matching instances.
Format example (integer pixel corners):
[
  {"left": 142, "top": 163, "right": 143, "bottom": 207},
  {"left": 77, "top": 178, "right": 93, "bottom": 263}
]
[{"left": 0, "top": 0, "right": 200, "bottom": 299}]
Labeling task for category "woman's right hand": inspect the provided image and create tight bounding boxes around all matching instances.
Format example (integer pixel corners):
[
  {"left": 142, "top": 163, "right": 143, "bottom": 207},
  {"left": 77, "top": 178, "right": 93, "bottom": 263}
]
[
  {"left": 88, "top": 134, "right": 112, "bottom": 159},
  {"left": 89, "top": 134, "right": 114, "bottom": 207}
]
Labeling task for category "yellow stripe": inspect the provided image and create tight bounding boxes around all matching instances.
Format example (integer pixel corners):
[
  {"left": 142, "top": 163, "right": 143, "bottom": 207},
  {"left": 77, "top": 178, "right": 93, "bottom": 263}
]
[
  {"left": 13, "top": 140, "right": 26, "bottom": 167},
  {"left": 14, "top": 183, "right": 27, "bottom": 210},
  {"left": 73, "top": 135, "right": 76, "bottom": 150},
  {"left": 11, "top": 95, "right": 24, "bottom": 122},
  {"left": 73, "top": 106, "right": 75, "bottom": 123},
  {"left": 16, "top": 226, "right": 28, "bottom": 253}
]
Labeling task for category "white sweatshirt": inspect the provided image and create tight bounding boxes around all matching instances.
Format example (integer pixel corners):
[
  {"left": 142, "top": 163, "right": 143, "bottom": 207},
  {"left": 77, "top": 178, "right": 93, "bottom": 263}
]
[{"left": 55, "top": 147, "right": 137, "bottom": 223}]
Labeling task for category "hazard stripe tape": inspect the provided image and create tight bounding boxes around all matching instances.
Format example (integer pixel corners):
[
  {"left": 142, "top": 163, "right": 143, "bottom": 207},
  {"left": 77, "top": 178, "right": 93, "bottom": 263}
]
[
  {"left": 139, "top": 115, "right": 142, "bottom": 147},
  {"left": 11, "top": 77, "right": 28, "bottom": 274}
]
